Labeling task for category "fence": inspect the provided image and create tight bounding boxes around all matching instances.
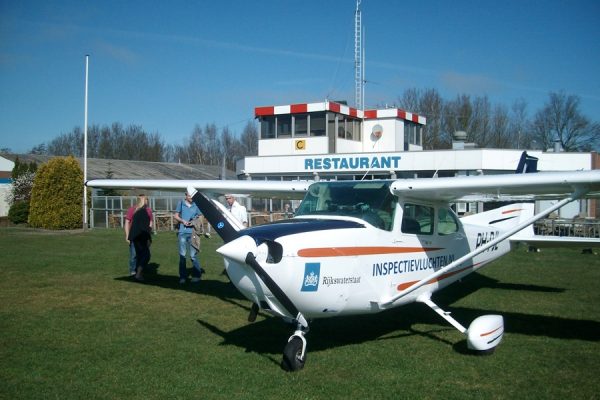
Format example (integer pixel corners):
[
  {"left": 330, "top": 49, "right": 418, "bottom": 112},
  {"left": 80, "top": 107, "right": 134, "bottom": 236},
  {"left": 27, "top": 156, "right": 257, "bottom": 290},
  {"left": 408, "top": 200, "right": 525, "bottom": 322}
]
[
  {"left": 90, "top": 195, "right": 294, "bottom": 230},
  {"left": 534, "top": 218, "right": 600, "bottom": 238},
  {"left": 91, "top": 196, "right": 600, "bottom": 238},
  {"left": 90, "top": 196, "right": 181, "bottom": 231}
]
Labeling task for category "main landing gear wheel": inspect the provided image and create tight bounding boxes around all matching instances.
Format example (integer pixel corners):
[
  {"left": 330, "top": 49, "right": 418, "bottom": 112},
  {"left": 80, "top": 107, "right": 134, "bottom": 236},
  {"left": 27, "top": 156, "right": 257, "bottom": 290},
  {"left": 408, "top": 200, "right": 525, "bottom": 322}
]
[{"left": 281, "top": 336, "right": 306, "bottom": 372}]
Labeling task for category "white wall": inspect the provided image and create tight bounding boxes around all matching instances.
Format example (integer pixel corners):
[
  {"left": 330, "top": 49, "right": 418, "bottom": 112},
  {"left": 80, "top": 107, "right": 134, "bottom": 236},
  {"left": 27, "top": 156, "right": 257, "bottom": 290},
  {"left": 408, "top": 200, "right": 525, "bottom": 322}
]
[
  {"left": 0, "top": 156, "right": 14, "bottom": 217},
  {"left": 258, "top": 137, "right": 329, "bottom": 156},
  {"left": 0, "top": 185, "right": 10, "bottom": 217},
  {"left": 239, "top": 149, "right": 593, "bottom": 176},
  {"left": 362, "top": 118, "right": 401, "bottom": 152},
  {"left": 0, "top": 156, "right": 14, "bottom": 172},
  {"left": 336, "top": 138, "right": 362, "bottom": 153}
]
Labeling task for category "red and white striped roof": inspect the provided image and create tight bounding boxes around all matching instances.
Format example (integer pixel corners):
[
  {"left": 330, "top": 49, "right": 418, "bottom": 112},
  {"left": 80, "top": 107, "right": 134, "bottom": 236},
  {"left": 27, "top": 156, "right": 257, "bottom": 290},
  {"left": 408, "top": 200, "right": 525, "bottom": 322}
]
[{"left": 255, "top": 100, "right": 426, "bottom": 125}]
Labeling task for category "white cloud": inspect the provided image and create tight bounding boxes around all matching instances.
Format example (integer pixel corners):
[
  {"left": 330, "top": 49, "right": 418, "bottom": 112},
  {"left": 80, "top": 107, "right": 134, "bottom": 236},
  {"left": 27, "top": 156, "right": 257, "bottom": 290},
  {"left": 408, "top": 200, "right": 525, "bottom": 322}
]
[
  {"left": 96, "top": 40, "right": 139, "bottom": 65},
  {"left": 440, "top": 71, "right": 500, "bottom": 94}
]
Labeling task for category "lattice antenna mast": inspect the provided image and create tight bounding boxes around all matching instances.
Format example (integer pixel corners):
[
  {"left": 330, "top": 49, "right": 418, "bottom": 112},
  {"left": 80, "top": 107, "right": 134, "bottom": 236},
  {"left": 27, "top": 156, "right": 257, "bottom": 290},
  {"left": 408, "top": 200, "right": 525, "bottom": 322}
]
[{"left": 354, "top": 0, "right": 363, "bottom": 110}]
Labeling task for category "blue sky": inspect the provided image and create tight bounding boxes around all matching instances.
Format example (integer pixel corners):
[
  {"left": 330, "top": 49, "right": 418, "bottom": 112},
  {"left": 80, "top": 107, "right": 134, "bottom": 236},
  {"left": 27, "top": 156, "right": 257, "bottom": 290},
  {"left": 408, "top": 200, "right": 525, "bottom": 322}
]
[{"left": 1, "top": 0, "right": 599, "bottom": 153}]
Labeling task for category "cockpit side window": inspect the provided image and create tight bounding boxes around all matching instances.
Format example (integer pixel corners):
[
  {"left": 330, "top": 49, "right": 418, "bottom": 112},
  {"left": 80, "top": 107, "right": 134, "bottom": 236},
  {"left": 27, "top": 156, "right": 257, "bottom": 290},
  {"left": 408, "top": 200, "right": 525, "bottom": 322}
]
[
  {"left": 401, "top": 203, "right": 434, "bottom": 235},
  {"left": 437, "top": 207, "right": 459, "bottom": 235}
]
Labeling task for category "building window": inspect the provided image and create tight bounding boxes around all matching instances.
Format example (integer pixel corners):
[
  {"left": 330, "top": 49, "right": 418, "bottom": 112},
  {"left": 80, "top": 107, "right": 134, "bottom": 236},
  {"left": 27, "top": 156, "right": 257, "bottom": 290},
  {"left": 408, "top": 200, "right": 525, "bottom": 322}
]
[
  {"left": 260, "top": 116, "right": 276, "bottom": 139},
  {"left": 294, "top": 114, "right": 308, "bottom": 136},
  {"left": 351, "top": 119, "right": 361, "bottom": 141},
  {"left": 404, "top": 121, "right": 421, "bottom": 149},
  {"left": 259, "top": 112, "right": 362, "bottom": 140},
  {"left": 277, "top": 115, "right": 291, "bottom": 137},
  {"left": 311, "top": 112, "right": 326, "bottom": 136},
  {"left": 336, "top": 115, "right": 345, "bottom": 138},
  {"left": 327, "top": 113, "right": 335, "bottom": 137},
  {"left": 345, "top": 118, "right": 353, "bottom": 140}
]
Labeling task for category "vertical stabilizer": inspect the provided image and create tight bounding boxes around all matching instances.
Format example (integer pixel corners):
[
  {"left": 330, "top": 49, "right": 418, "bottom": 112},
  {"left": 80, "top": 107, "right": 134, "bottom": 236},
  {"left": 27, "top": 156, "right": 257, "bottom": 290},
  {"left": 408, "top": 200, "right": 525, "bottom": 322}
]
[{"left": 515, "top": 151, "right": 538, "bottom": 173}]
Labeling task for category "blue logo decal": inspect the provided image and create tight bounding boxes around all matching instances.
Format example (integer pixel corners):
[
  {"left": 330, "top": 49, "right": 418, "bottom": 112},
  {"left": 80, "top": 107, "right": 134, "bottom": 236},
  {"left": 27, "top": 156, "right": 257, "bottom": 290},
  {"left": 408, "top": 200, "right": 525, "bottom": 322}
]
[
  {"left": 301, "top": 263, "right": 320, "bottom": 292},
  {"left": 217, "top": 222, "right": 224, "bottom": 229}
]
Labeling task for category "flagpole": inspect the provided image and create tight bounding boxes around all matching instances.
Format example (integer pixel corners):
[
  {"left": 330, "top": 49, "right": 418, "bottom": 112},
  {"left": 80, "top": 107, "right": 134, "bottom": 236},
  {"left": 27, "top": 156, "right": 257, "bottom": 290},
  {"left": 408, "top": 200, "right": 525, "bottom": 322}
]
[{"left": 83, "top": 54, "right": 89, "bottom": 229}]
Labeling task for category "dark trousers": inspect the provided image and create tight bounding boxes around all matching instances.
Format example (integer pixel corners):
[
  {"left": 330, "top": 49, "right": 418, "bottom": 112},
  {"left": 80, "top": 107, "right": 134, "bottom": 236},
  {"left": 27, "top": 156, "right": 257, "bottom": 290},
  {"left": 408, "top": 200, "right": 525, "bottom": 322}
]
[{"left": 132, "top": 237, "right": 151, "bottom": 270}]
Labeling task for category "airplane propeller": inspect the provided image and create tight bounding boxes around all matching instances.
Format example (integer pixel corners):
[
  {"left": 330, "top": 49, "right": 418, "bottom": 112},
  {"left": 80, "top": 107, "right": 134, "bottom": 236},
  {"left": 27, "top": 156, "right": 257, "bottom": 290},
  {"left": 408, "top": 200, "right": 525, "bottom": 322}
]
[
  {"left": 188, "top": 189, "right": 240, "bottom": 243},
  {"left": 189, "top": 188, "right": 309, "bottom": 371}
]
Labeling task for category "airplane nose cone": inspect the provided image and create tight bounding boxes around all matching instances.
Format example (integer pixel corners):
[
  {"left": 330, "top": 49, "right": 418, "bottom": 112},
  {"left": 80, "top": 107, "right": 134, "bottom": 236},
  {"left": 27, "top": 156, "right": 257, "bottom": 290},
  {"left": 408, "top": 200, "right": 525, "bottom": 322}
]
[{"left": 217, "top": 235, "right": 258, "bottom": 264}]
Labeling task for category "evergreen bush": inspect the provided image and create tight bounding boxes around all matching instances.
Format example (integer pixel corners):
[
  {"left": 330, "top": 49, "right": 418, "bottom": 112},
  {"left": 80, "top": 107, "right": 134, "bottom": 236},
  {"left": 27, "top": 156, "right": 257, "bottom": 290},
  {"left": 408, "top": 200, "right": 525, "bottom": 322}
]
[
  {"left": 8, "top": 201, "right": 29, "bottom": 224},
  {"left": 29, "top": 156, "right": 84, "bottom": 230}
]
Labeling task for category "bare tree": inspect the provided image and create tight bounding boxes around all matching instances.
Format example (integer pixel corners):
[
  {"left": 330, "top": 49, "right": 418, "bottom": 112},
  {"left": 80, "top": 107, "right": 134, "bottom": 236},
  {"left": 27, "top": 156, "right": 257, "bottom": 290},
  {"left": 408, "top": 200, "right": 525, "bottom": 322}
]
[
  {"left": 398, "top": 88, "right": 446, "bottom": 149},
  {"left": 489, "top": 104, "right": 511, "bottom": 148},
  {"left": 397, "top": 88, "right": 419, "bottom": 113},
  {"left": 221, "top": 127, "right": 236, "bottom": 171},
  {"left": 97, "top": 125, "right": 113, "bottom": 159},
  {"left": 470, "top": 96, "right": 492, "bottom": 147},
  {"left": 532, "top": 92, "right": 600, "bottom": 151},
  {"left": 29, "top": 143, "right": 46, "bottom": 154},
  {"left": 443, "top": 94, "right": 473, "bottom": 144},
  {"left": 239, "top": 121, "right": 258, "bottom": 156},
  {"left": 47, "top": 127, "right": 82, "bottom": 156},
  {"left": 46, "top": 123, "right": 166, "bottom": 161},
  {"left": 509, "top": 98, "right": 530, "bottom": 149},
  {"left": 185, "top": 124, "right": 206, "bottom": 164},
  {"left": 204, "top": 123, "right": 221, "bottom": 165}
]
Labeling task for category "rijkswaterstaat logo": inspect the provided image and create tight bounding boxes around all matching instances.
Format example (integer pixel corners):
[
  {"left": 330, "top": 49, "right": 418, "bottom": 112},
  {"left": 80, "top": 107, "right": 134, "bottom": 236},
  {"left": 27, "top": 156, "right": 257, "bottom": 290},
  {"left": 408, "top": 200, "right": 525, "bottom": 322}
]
[{"left": 301, "top": 263, "right": 320, "bottom": 292}]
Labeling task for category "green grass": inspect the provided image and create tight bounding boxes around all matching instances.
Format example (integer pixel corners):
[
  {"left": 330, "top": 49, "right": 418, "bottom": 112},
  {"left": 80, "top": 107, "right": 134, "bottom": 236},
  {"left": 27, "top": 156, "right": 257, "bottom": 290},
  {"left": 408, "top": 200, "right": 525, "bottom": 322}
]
[{"left": 1, "top": 227, "right": 599, "bottom": 399}]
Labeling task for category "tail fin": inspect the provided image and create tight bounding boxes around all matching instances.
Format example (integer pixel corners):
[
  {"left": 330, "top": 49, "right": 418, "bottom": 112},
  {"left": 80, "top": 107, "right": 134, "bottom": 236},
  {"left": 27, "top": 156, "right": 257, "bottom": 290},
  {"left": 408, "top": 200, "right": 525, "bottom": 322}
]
[
  {"left": 188, "top": 188, "right": 240, "bottom": 243},
  {"left": 515, "top": 151, "right": 538, "bottom": 174}
]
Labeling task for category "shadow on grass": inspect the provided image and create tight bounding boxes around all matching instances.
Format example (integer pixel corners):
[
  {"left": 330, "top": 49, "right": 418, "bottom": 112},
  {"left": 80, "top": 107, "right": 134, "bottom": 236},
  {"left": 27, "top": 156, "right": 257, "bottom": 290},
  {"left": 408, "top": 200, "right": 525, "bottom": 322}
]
[
  {"left": 116, "top": 263, "right": 596, "bottom": 361},
  {"left": 114, "top": 263, "right": 248, "bottom": 305},
  {"left": 436, "top": 271, "right": 565, "bottom": 306},
  {"left": 193, "top": 271, "right": 597, "bottom": 362},
  {"left": 434, "top": 273, "right": 599, "bottom": 341}
]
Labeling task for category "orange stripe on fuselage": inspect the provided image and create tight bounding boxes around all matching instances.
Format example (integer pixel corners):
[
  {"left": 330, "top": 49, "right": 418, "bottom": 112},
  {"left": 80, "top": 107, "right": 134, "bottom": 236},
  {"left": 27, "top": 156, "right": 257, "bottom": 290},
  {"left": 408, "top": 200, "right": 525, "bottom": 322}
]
[
  {"left": 297, "top": 246, "right": 443, "bottom": 258},
  {"left": 502, "top": 208, "right": 523, "bottom": 214}
]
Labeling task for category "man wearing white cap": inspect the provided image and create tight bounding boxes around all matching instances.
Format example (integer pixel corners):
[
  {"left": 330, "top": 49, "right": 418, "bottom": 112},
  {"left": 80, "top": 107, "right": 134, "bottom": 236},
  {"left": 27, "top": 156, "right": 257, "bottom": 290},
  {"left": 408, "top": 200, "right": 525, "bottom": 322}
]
[
  {"left": 224, "top": 194, "right": 248, "bottom": 227},
  {"left": 174, "top": 191, "right": 204, "bottom": 283}
]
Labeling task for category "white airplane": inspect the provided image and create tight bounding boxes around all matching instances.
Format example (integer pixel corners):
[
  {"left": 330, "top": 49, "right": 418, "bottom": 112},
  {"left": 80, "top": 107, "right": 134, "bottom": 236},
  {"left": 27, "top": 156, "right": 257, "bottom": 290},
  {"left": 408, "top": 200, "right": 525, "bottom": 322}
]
[{"left": 87, "top": 169, "right": 600, "bottom": 371}]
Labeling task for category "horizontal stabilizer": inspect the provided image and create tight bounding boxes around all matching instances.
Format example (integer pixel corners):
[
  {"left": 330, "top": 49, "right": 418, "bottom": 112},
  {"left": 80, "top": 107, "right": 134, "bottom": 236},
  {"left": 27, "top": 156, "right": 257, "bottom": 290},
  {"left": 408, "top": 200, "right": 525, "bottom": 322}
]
[{"left": 510, "top": 235, "right": 600, "bottom": 248}]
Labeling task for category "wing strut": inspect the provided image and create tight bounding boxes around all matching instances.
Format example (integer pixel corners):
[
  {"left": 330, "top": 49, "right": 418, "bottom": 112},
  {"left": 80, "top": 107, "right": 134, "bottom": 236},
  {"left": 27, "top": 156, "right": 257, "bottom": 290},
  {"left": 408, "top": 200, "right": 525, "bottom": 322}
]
[
  {"left": 417, "top": 293, "right": 467, "bottom": 333},
  {"left": 382, "top": 188, "right": 587, "bottom": 307}
]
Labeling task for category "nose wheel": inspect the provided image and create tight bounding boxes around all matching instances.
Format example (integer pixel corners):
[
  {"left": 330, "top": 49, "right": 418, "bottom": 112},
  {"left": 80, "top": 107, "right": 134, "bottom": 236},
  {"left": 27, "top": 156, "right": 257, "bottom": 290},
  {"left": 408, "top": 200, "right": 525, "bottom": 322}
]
[{"left": 281, "top": 330, "right": 307, "bottom": 372}]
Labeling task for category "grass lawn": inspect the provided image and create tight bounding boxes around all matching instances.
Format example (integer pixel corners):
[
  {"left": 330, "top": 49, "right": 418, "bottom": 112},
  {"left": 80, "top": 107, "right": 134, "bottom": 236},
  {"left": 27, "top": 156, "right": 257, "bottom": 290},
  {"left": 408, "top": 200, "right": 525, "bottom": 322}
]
[{"left": 1, "top": 227, "right": 599, "bottom": 399}]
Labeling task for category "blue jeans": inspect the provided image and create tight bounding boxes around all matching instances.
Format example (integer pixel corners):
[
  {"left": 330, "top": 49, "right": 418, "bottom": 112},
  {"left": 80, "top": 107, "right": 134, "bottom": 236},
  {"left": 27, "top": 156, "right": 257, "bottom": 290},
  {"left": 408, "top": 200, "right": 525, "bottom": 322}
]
[
  {"left": 178, "top": 232, "right": 201, "bottom": 279},
  {"left": 129, "top": 243, "right": 137, "bottom": 275}
]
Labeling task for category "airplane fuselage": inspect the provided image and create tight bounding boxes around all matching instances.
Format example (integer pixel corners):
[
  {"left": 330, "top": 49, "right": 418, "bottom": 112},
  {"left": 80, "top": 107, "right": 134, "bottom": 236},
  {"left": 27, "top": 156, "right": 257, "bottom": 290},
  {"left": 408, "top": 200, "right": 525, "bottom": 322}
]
[{"left": 221, "top": 205, "right": 517, "bottom": 320}]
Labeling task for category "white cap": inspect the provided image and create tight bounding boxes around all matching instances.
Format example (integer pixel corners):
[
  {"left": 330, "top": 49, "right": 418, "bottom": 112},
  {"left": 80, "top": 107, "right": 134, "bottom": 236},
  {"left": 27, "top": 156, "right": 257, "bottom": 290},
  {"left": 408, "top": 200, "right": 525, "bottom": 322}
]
[{"left": 186, "top": 186, "right": 198, "bottom": 198}]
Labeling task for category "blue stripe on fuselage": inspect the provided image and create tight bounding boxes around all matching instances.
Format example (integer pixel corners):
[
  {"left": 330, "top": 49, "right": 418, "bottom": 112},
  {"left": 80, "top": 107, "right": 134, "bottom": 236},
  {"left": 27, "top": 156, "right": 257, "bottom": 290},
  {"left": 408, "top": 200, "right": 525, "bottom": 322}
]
[{"left": 243, "top": 218, "right": 365, "bottom": 241}]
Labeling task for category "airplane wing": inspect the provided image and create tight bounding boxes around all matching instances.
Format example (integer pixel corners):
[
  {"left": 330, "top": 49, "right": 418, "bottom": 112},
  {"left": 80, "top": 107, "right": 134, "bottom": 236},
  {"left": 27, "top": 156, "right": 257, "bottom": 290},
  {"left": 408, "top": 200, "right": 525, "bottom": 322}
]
[
  {"left": 390, "top": 170, "right": 600, "bottom": 202},
  {"left": 85, "top": 179, "right": 312, "bottom": 200}
]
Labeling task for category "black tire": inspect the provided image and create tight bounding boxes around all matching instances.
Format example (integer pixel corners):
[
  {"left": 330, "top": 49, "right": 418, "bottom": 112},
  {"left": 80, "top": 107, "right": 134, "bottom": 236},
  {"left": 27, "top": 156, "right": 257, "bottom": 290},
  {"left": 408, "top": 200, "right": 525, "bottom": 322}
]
[{"left": 281, "top": 336, "right": 306, "bottom": 372}]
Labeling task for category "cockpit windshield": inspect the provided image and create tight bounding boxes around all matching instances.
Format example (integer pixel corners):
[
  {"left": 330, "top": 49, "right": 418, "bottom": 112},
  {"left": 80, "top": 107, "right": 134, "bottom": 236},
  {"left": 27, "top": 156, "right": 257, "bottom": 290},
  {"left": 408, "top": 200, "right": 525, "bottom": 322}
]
[{"left": 294, "top": 180, "right": 396, "bottom": 230}]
